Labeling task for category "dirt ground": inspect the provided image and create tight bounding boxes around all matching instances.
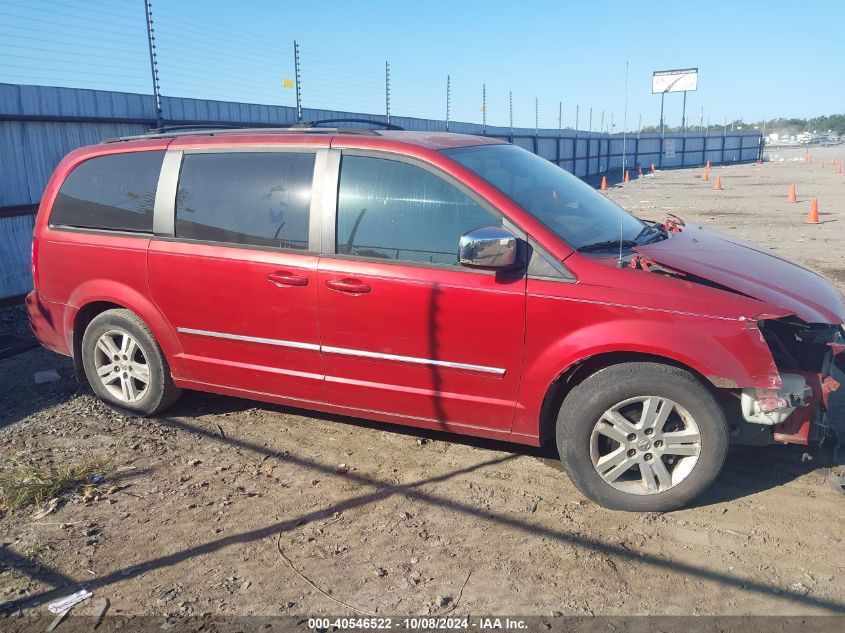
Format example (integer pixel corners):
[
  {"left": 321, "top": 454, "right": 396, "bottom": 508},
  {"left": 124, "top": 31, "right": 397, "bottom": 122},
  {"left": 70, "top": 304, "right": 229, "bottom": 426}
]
[{"left": 1, "top": 148, "right": 844, "bottom": 625}]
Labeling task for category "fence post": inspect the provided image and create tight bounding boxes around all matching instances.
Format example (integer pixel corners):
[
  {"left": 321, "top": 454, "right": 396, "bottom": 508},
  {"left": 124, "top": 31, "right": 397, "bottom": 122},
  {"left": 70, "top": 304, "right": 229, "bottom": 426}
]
[
  {"left": 385, "top": 61, "right": 391, "bottom": 124},
  {"left": 633, "top": 134, "right": 639, "bottom": 169},
  {"left": 293, "top": 40, "right": 302, "bottom": 123},
  {"left": 556, "top": 101, "right": 562, "bottom": 166},
  {"left": 143, "top": 0, "right": 163, "bottom": 128},
  {"left": 445, "top": 75, "right": 451, "bottom": 131},
  {"left": 573, "top": 105, "right": 579, "bottom": 175},
  {"left": 482, "top": 83, "right": 487, "bottom": 135},
  {"left": 508, "top": 90, "right": 513, "bottom": 143}
]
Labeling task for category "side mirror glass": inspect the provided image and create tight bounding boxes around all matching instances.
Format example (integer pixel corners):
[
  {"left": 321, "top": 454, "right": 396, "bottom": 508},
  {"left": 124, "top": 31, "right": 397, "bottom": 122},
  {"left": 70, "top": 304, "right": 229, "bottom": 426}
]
[{"left": 459, "top": 226, "right": 518, "bottom": 269}]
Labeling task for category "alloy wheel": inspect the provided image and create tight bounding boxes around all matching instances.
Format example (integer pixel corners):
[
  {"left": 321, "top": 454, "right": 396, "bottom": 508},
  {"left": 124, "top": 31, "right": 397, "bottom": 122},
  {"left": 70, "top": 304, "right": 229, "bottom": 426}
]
[
  {"left": 589, "top": 395, "right": 702, "bottom": 495},
  {"left": 93, "top": 329, "right": 150, "bottom": 403}
]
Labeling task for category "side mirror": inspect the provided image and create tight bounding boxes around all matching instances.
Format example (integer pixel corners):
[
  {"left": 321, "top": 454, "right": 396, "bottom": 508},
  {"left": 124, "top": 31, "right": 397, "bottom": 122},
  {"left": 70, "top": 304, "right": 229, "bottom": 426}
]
[{"left": 459, "top": 226, "right": 518, "bottom": 269}]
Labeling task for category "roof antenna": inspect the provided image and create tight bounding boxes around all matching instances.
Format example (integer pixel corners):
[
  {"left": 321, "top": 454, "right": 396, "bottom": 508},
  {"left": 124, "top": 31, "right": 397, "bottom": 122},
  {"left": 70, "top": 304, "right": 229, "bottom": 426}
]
[{"left": 617, "top": 60, "right": 630, "bottom": 268}]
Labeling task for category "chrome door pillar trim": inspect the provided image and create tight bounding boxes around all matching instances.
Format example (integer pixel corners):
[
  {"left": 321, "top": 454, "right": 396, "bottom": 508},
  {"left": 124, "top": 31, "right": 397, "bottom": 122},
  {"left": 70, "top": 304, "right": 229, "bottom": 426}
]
[
  {"left": 308, "top": 149, "right": 329, "bottom": 253},
  {"left": 153, "top": 149, "right": 183, "bottom": 237},
  {"left": 320, "top": 149, "right": 341, "bottom": 254}
]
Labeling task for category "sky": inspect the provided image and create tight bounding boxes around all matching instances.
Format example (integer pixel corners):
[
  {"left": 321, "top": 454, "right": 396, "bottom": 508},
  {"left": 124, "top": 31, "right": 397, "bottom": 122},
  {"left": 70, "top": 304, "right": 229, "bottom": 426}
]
[{"left": 1, "top": 0, "right": 843, "bottom": 131}]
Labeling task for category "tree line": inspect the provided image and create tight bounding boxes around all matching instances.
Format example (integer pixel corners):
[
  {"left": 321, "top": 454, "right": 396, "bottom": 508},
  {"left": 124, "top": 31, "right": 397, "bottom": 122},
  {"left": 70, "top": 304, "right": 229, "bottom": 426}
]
[{"left": 639, "top": 114, "right": 844, "bottom": 136}]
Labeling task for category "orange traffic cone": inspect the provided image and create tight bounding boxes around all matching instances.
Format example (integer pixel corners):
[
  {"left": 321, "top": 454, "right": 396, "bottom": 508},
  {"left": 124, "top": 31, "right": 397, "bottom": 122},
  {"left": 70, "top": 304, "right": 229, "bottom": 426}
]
[
  {"left": 624, "top": 170, "right": 631, "bottom": 183},
  {"left": 819, "top": 160, "right": 825, "bottom": 169},
  {"left": 713, "top": 176, "right": 722, "bottom": 190},
  {"left": 600, "top": 175, "right": 607, "bottom": 191},
  {"left": 702, "top": 168, "right": 710, "bottom": 181},
  {"left": 787, "top": 183, "right": 797, "bottom": 203},
  {"left": 806, "top": 198, "right": 819, "bottom": 224},
  {"left": 638, "top": 166, "right": 643, "bottom": 176},
  {"left": 706, "top": 159, "right": 711, "bottom": 169},
  {"left": 651, "top": 163, "right": 656, "bottom": 172}
]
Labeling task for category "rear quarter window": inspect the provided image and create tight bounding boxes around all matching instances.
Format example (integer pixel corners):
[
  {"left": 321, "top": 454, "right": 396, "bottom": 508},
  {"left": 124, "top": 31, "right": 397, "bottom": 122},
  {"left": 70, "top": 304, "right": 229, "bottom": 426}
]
[{"left": 49, "top": 151, "right": 164, "bottom": 232}]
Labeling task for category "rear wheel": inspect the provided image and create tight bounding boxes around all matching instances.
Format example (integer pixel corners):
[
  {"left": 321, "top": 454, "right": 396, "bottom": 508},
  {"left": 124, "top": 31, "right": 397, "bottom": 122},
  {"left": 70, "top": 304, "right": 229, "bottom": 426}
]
[
  {"left": 556, "top": 362, "right": 728, "bottom": 512},
  {"left": 81, "top": 309, "right": 181, "bottom": 416}
]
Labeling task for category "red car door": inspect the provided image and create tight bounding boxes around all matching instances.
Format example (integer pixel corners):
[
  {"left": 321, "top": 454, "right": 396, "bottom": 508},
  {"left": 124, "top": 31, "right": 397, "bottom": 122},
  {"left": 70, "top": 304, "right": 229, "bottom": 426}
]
[
  {"left": 316, "top": 152, "right": 526, "bottom": 432},
  {"left": 148, "top": 148, "right": 326, "bottom": 403}
]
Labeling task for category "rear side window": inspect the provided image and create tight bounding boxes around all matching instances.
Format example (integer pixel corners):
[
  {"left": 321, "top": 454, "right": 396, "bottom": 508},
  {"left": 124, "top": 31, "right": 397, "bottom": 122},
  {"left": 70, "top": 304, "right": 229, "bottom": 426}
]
[
  {"left": 336, "top": 156, "right": 498, "bottom": 265},
  {"left": 175, "top": 152, "right": 315, "bottom": 250},
  {"left": 50, "top": 151, "right": 164, "bottom": 232}
]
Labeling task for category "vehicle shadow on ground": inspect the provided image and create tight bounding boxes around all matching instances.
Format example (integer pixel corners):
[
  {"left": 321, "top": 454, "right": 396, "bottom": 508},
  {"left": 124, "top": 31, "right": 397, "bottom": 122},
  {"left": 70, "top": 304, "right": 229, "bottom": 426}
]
[
  {"left": 696, "top": 444, "right": 844, "bottom": 507},
  {"left": 0, "top": 353, "right": 81, "bottom": 432},
  {"left": 165, "top": 388, "right": 845, "bottom": 506},
  {"left": 4, "top": 410, "right": 845, "bottom": 616}
]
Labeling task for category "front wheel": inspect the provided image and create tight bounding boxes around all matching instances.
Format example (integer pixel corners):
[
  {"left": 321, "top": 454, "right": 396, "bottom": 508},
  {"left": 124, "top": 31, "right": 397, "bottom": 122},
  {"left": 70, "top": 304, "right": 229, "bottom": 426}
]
[{"left": 556, "top": 362, "right": 728, "bottom": 512}]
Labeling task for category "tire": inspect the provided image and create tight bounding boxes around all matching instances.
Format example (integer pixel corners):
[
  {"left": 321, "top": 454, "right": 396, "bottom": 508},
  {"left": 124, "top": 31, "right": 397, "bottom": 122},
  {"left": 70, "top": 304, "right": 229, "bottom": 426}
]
[
  {"left": 81, "top": 308, "right": 181, "bottom": 416},
  {"left": 556, "top": 362, "right": 728, "bottom": 512}
]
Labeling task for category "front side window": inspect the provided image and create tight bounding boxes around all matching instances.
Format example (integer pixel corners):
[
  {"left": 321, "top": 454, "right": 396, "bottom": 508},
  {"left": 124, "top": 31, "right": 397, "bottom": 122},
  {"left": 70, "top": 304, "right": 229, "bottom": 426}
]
[
  {"left": 176, "top": 152, "right": 315, "bottom": 250},
  {"left": 443, "top": 144, "right": 657, "bottom": 253},
  {"left": 50, "top": 150, "right": 164, "bottom": 232},
  {"left": 336, "top": 155, "right": 498, "bottom": 265}
]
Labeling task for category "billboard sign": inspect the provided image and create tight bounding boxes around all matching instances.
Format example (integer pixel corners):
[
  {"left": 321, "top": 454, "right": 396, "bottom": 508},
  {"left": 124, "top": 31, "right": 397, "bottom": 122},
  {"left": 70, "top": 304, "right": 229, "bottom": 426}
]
[{"left": 652, "top": 68, "right": 698, "bottom": 94}]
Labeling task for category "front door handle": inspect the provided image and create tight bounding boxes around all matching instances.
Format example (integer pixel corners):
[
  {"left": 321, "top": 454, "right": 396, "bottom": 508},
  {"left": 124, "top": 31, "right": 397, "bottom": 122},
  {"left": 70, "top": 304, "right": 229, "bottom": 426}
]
[
  {"left": 326, "top": 278, "right": 371, "bottom": 294},
  {"left": 267, "top": 271, "right": 308, "bottom": 287}
]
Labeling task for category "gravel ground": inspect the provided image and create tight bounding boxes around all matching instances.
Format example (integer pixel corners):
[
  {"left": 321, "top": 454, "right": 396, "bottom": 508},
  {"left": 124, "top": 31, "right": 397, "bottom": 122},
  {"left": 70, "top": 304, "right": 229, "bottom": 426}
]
[{"left": 1, "top": 151, "right": 844, "bottom": 626}]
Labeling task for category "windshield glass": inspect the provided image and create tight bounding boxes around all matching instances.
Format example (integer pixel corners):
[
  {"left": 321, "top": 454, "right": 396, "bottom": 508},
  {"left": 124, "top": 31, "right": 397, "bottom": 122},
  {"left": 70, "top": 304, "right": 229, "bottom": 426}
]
[{"left": 443, "top": 144, "right": 650, "bottom": 252}]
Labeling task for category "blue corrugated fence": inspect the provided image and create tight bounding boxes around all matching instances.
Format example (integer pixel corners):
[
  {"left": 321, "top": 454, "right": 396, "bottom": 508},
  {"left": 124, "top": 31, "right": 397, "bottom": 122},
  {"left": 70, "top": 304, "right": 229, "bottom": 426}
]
[{"left": 0, "top": 82, "right": 762, "bottom": 299}]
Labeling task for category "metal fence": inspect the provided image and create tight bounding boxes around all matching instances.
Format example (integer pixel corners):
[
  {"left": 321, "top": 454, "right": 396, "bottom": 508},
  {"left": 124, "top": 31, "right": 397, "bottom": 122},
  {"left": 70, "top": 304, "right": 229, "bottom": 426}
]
[{"left": 0, "top": 82, "right": 762, "bottom": 300}]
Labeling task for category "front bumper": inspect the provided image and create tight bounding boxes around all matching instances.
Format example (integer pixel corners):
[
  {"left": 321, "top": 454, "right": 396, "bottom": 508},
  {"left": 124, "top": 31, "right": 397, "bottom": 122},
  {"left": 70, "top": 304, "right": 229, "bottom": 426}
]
[
  {"left": 740, "top": 373, "right": 812, "bottom": 426},
  {"left": 739, "top": 369, "right": 840, "bottom": 445}
]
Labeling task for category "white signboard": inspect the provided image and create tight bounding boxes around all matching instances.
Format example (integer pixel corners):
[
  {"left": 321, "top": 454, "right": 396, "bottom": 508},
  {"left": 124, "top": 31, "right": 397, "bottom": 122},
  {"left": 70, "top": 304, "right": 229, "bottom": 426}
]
[{"left": 652, "top": 68, "right": 698, "bottom": 94}]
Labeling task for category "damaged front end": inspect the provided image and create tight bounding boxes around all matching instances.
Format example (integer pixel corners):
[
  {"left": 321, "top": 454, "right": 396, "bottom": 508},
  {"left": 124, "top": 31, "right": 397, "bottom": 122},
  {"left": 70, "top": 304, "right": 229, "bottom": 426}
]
[
  {"left": 743, "top": 318, "right": 844, "bottom": 446},
  {"left": 630, "top": 217, "right": 845, "bottom": 449}
]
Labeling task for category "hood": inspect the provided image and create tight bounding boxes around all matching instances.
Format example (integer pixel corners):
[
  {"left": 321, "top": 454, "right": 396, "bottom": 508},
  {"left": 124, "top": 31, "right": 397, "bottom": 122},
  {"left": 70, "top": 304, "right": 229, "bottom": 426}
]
[{"left": 635, "top": 223, "right": 845, "bottom": 324}]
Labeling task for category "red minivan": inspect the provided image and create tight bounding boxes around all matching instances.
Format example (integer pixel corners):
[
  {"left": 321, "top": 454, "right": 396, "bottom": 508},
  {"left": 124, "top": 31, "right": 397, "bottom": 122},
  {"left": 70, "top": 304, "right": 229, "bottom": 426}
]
[{"left": 27, "top": 124, "right": 845, "bottom": 511}]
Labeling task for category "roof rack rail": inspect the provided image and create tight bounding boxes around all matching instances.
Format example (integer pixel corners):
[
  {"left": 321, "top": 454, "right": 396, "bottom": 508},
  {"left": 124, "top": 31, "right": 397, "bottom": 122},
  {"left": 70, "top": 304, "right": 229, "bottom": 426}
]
[
  {"left": 293, "top": 118, "right": 404, "bottom": 131},
  {"left": 103, "top": 121, "right": 398, "bottom": 143},
  {"left": 150, "top": 123, "right": 280, "bottom": 134}
]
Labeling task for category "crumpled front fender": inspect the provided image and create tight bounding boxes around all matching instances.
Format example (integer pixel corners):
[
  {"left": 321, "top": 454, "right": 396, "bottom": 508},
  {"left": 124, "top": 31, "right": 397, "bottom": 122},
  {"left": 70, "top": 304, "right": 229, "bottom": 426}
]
[
  {"left": 540, "top": 316, "right": 780, "bottom": 389},
  {"left": 512, "top": 301, "right": 783, "bottom": 438}
]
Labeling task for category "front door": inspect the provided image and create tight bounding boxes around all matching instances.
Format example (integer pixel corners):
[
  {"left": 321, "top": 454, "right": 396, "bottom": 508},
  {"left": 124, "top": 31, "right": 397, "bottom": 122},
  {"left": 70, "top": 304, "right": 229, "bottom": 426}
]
[
  {"left": 317, "top": 152, "right": 526, "bottom": 431},
  {"left": 148, "top": 148, "right": 326, "bottom": 403}
]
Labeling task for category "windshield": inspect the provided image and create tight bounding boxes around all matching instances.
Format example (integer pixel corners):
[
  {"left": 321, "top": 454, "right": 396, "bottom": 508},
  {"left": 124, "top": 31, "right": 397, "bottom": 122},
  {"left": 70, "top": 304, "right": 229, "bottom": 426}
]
[{"left": 443, "top": 144, "right": 653, "bottom": 252}]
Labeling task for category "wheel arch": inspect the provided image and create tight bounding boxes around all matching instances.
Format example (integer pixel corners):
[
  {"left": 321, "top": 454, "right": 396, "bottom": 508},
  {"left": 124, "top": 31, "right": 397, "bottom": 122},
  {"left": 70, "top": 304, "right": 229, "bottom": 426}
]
[
  {"left": 72, "top": 300, "right": 124, "bottom": 380},
  {"left": 537, "top": 351, "right": 719, "bottom": 444},
  {"left": 69, "top": 286, "right": 185, "bottom": 382}
]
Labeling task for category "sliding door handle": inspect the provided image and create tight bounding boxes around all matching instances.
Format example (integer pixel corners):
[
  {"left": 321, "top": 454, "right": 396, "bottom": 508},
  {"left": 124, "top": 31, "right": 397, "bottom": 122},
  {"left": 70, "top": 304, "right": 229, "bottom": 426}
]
[
  {"left": 325, "top": 278, "right": 371, "bottom": 294},
  {"left": 267, "top": 271, "right": 308, "bottom": 287}
]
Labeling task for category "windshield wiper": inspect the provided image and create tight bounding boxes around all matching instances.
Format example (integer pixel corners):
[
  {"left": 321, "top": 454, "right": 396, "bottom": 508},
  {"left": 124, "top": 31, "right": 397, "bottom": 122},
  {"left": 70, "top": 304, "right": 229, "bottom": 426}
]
[
  {"left": 578, "top": 221, "right": 669, "bottom": 253},
  {"left": 639, "top": 221, "right": 668, "bottom": 244},
  {"left": 577, "top": 239, "right": 638, "bottom": 253}
]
